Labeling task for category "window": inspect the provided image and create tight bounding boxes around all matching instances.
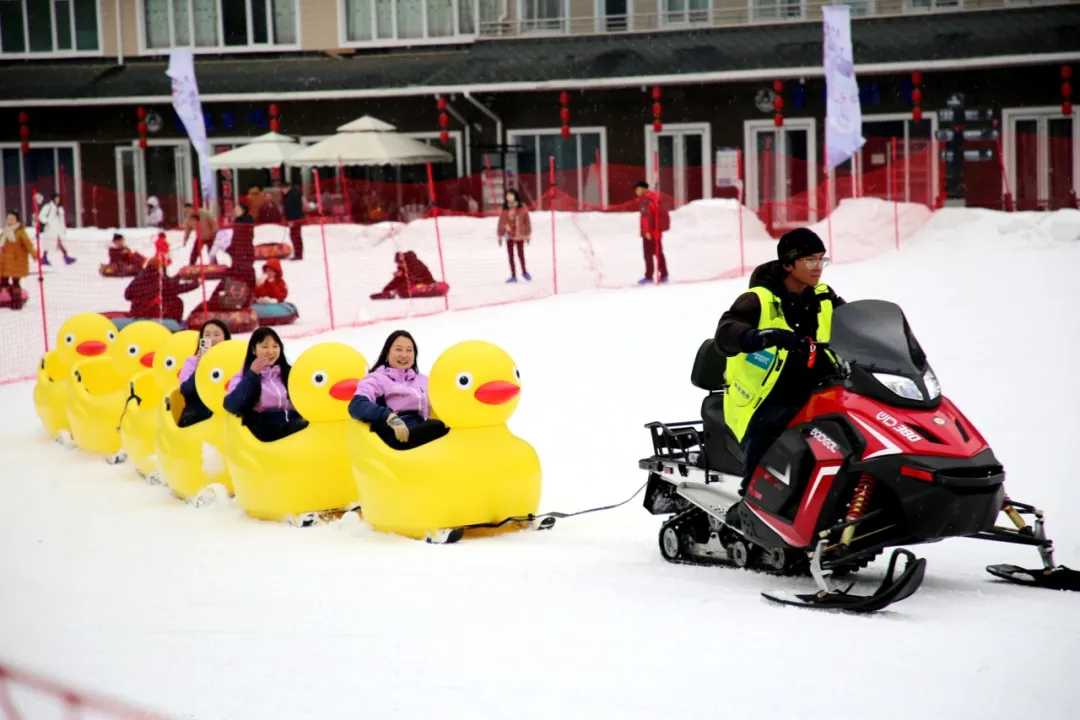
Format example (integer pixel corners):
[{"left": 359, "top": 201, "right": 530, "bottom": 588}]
[
  {"left": 142, "top": 0, "right": 298, "bottom": 50},
  {"left": 837, "top": 0, "right": 873, "bottom": 15},
  {"left": 905, "top": 0, "right": 961, "bottom": 10},
  {"left": 519, "top": 0, "right": 566, "bottom": 33},
  {"left": 661, "top": 0, "right": 709, "bottom": 26},
  {"left": 508, "top": 128, "right": 606, "bottom": 207},
  {"left": 1, "top": 145, "right": 79, "bottom": 227},
  {"left": 748, "top": 0, "right": 803, "bottom": 21},
  {"left": 343, "top": 0, "right": 477, "bottom": 43},
  {"left": 0, "top": 0, "right": 99, "bottom": 54}
]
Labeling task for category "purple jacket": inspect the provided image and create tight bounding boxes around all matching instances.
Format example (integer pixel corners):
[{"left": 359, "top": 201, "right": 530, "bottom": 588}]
[
  {"left": 224, "top": 365, "right": 295, "bottom": 413},
  {"left": 178, "top": 355, "right": 199, "bottom": 384},
  {"left": 351, "top": 366, "right": 430, "bottom": 423}
]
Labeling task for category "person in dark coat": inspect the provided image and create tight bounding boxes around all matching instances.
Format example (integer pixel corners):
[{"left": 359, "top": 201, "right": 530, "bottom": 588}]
[
  {"left": 124, "top": 255, "right": 201, "bottom": 322},
  {"left": 228, "top": 203, "right": 256, "bottom": 290},
  {"left": 370, "top": 251, "right": 436, "bottom": 300},
  {"left": 177, "top": 319, "right": 231, "bottom": 427},
  {"left": 222, "top": 327, "right": 308, "bottom": 442},
  {"left": 282, "top": 181, "right": 304, "bottom": 260}
]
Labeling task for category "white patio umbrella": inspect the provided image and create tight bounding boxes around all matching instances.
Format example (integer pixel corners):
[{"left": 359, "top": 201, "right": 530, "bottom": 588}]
[
  {"left": 208, "top": 131, "right": 304, "bottom": 170},
  {"left": 285, "top": 115, "right": 453, "bottom": 167}
]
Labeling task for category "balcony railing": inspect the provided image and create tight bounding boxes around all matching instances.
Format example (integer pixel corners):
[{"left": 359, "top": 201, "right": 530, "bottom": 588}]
[{"left": 480, "top": 0, "right": 1065, "bottom": 39}]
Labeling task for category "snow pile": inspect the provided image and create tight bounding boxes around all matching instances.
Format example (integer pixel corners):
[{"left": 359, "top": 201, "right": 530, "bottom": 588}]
[
  {"left": 0, "top": 207, "right": 1077, "bottom": 719},
  {"left": 807, "top": 196, "right": 935, "bottom": 263}
]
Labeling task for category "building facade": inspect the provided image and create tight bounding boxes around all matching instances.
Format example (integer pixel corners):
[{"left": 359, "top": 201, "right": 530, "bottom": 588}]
[{"left": 0, "top": 0, "right": 1077, "bottom": 228}]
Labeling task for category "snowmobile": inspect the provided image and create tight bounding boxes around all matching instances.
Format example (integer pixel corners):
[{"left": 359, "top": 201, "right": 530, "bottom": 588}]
[{"left": 639, "top": 299, "right": 1079, "bottom": 613}]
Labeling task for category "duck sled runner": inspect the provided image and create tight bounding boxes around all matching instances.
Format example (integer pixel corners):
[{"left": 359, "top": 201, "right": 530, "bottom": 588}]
[{"left": 639, "top": 299, "right": 1079, "bottom": 614}]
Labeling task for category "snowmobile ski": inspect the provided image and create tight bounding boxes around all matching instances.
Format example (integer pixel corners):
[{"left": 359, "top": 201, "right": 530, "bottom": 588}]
[
  {"left": 761, "top": 543, "right": 926, "bottom": 614},
  {"left": 985, "top": 564, "right": 1080, "bottom": 592},
  {"left": 285, "top": 503, "right": 364, "bottom": 528}
]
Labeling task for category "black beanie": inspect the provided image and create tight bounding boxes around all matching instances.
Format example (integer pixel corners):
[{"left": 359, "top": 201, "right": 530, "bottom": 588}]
[{"left": 777, "top": 228, "right": 826, "bottom": 265}]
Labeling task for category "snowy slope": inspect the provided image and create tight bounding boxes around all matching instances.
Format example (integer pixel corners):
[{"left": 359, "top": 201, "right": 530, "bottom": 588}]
[{"left": 0, "top": 208, "right": 1078, "bottom": 720}]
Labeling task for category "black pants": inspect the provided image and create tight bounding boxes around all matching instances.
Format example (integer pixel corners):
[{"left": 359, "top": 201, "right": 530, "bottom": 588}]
[
  {"left": 370, "top": 412, "right": 449, "bottom": 450},
  {"left": 507, "top": 239, "right": 527, "bottom": 277},
  {"left": 243, "top": 409, "right": 309, "bottom": 443},
  {"left": 739, "top": 401, "right": 801, "bottom": 492},
  {"left": 0, "top": 277, "right": 22, "bottom": 289},
  {"left": 643, "top": 235, "right": 668, "bottom": 279}
]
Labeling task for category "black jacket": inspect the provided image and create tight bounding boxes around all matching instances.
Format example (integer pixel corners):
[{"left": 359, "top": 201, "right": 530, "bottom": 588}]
[
  {"left": 283, "top": 187, "right": 304, "bottom": 222},
  {"left": 714, "top": 260, "right": 845, "bottom": 406}
]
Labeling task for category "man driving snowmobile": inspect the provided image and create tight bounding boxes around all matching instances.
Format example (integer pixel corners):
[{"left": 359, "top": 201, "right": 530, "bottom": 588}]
[{"left": 714, "top": 227, "right": 845, "bottom": 503}]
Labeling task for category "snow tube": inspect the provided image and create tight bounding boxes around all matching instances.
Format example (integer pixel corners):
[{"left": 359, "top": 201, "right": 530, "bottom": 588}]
[
  {"left": 99, "top": 262, "right": 143, "bottom": 278},
  {"left": 254, "top": 301, "right": 299, "bottom": 327},
  {"left": 178, "top": 263, "right": 230, "bottom": 281},
  {"left": 254, "top": 242, "right": 292, "bottom": 260},
  {"left": 0, "top": 287, "right": 29, "bottom": 309},
  {"left": 185, "top": 306, "right": 258, "bottom": 335},
  {"left": 100, "top": 312, "right": 186, "bottom": 333},
  {"left": 369, "top": 282, "right": 450, "bottom": 300}
]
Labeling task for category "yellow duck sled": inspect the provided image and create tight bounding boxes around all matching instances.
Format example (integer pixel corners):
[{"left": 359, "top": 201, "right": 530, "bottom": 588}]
[
  {"left": 34, "top": 313, "right": 118, "bottom": 443},
  {"left": 67, "top": 320, "right": 174, "bottom": 458},
  {"left": 347, "top": 340, "right": 546, "bottom": 543},
  {"left": 223, "top": 342, "right": 367, "bottom": 525},
  {"left": 118, "top": 330, "right": 200, "bottom": 478}
]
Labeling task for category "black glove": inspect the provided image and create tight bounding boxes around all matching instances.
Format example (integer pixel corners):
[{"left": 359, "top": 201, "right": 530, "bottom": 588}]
[{"left": 741, "top": 328, "right": 803, "bottom": 353}]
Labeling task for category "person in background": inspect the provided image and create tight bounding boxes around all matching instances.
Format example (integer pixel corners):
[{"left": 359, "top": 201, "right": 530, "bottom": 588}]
[
  {"left": 636, "top": 181, "right": 668, "bottom": 285},
  {"left": 223, "top": 327, "right": 308, "bottom": 442},
  {"left": 227, "top": 203, "right": 256, "bottom": 290},
  {"left": 497, "top": 189, "right": 531, "bottom": 283},
  {"left": 282, "top": 180, "right": 304, "bottom": 260},
  {"left": 253, "top": 258, "right": 288, "bottom": 304},
  {"left": 124, "top": 254, "right": 201, "bottom": 322},
  {"left": 146, "top": 196, "right": 164, "bottom": 228},
  {"left": 0, "top": 210, "right": 37, "bottom": 310},
  {"left": 348, "top": 330, "right": 449, "bottom": 450},
  {"left": 37, "top": 192, "right": 75, "bottom": 266},
  {"left": 177, "top": 319, "right": 232, "bottom": 428},
  {"left": 370, "top": 251, "right": 436, "bottom": 300},
  {"left": 181, "top": 202, "right": 219, "bottom": 267},
  {"left": 107, "top": 233, "right": 146, "bottom": 271},
  {"left": 256, "top": 190, "right": 283, "bottom": 224}
]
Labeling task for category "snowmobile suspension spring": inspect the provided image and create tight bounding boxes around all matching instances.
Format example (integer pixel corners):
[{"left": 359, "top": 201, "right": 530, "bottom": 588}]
[
  {"left": 1002, "top": 492, "right": 1028, "bottom": 531},
  {"left": 840, "top": 474, "right": 875, "bottom": 547}
]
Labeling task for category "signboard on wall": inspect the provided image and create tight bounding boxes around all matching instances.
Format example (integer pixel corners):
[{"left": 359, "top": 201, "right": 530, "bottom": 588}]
[{"left": 715, "top": 148, "right": 741, "bottom": 188}]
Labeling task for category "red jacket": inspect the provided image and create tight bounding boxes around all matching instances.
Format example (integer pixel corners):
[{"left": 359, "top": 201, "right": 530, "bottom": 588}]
[
  {"left": 124, "top": 267, "right": 200, "bottom": 321},
  {"left": 497, "top": 206, "right": 532, "bottom": 242},
  {"left": 108, "top": 246, "right": 145, "bottom": 267},
  {"left": 639, "top": 191, "right": 662, "bottom": 239}
]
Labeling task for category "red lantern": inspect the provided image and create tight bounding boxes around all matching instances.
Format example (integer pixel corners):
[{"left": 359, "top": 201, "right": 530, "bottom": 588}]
[
  {"left": 137, "top": 121, "right": 148, "bottom": 135},
  {"left": 772, "top": 96, "right": 784, "bottom": 112},
  {"left": 269, "top": 103, "right": 279, "bottom": 117},
  {"left": 652, "top": 102, "right": 662, "bottom": 117},
  {"left": 561, "top": 125, "right": 571, "bottom": 139},
  {"left": 436, "top": 96, "right": 448, "bottom": 111},
  {"left": 911, "top": 71, "right": 923, "bottom": 122},
  {"left": 270, "top": 119, "right": 280, "bottom": 132},
  {"left": 19, "top": 111, "right": 29, "bottom": 152},
  {"left": 773, "top": 79, "right": 784, "bottom": 94},
  {"left": 773, "top": 114, "right": 784, "bottom": 128},
  {"left": 913, "top": 107, "right": 923, "bottom": 122},
  {"left": 911, "top": 88, "right": 923, "bottom": 105},
  {"left": 19, "top": 126, "right": 29, "bottom": 140},
  {"left": 559, "top": 90, "right": 571, "bottom": 139},
  {"left": 138, "top": 137, "right": 148, "bottom": 150},
  {"left": 1063, "top": 65, "right": 1073, "bottom": 81},
  {"left": 559, "top": 91, "right": 570, "bottom": 106},
  {"left": 136, "top": 106, "right": 147, "bottom": 120},
  {"left": 653, "top": 119, "right": 663, "bottom": 133},
  {"left": 560, "top": 107, "right": 570, "bottom": 123},
  {"left": 18, "top": 111, "right": 28, "bottom": 124},
  {"left": 438, "top": 112, "right": 450, "bottom": 128},
  {"left": 652, "top": 86, "right": 662, "bottom": 101},
  {"left": 651, "top": 86, "right": 663, "bottom": 133},
  {"left": 1062, "top": 83, "right": 1073, "bottom": 99},
  {"left": 440, "top": 129, "right": 450, "bottom": 145},
  {"left": 20, "top": 141, "right": 29, "bottom": 154},
  {"left": 1064, "top": 101, "right": 1074, "bottom": 117},
  {"left": 912, "top": 71, "right": 922, "bottom": 86}
]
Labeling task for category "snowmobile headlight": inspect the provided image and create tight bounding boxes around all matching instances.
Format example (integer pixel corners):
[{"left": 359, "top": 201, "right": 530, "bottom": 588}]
[
  {"left": 873, "top": 372, "right": 924, "bottom": 401},
  {"left": 923, "top": 367, "right": 941, "bottom": 400}
]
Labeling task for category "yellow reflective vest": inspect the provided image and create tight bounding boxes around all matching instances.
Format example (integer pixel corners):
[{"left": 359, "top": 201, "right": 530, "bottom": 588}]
[{"left": 724, "top": 284, "right": 835, "bottom": 442}]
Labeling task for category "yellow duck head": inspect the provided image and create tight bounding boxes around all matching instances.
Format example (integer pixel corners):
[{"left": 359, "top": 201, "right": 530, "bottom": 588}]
[
  {"left": 194, "top": 339, "right": 248, "bottom": 415},
  {"left": 110, "top": 321, "right": 175, "bottom": 379},
  {"left": 153, "top": 330, "right": 200, "bottom": 392},
  {"left": 288, "top": 342, "right": 369, "bottom": 423},
  {"left": 429, "top": 341, "right": 522, "bottom": 429},
  {"left": 53, "top": 313, "right": 118, "bottom": 374}
]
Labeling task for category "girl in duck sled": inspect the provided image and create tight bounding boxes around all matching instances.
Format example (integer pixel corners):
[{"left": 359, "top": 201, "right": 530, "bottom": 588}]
[{"left": 223, "top": 327, "right": 308, "bottom": 442}]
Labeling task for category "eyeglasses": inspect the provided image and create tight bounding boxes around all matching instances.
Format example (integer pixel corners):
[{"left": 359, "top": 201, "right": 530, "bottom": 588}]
[{"left": 800, "top": 256, "right": 831, "bottom": 269}]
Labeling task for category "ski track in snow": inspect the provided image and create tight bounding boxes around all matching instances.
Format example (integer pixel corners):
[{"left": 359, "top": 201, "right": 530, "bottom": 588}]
[{"left": 1, "top": 206, "right": 1079, "bottom": 719}]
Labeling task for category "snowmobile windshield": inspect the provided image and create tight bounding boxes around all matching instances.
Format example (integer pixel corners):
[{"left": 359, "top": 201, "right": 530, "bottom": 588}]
[{"left": 829, "top": 299, "right": 928, "bottom": 376}]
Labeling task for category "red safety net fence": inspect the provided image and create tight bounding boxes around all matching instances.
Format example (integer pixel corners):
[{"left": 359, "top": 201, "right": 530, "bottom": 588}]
[
  {"left": 0, "top": 662, "right": 174, "bottom": 719},
  {"left": 1, "top": 135, "right": 1073, "bottom": 385}
]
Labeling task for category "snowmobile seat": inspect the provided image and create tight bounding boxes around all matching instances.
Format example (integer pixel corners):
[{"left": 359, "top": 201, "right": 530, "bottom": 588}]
[{"left": 690, "top": 339, "right": 745, "bottom": 476}]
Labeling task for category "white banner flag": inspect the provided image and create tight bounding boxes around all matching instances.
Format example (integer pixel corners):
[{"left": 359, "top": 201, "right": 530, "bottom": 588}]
[
  {"left": 823, "top": 5, "right": 865, "bottom": 170},
  {"left": 167, "top": 49, "right": 215, "bottom": 205}
]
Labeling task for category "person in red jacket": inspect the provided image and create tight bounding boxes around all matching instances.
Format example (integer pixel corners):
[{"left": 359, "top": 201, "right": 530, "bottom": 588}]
[
  {"left": 254, "top": 257, "right": 288, "bottom": 303},
  {"left": 636, "top": 181, "right": 668, "bottom": 285},
  {"left": 124, "top": 255, "right": 201, "bottom": 322},
  {"left": 496, "top": 189, "right": 531, "bottom": 283}
]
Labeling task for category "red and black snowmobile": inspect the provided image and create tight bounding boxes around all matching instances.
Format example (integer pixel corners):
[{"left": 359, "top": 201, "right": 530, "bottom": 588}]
[{"left": 639, "top": 299, "right": 1078, "bottom": 613}]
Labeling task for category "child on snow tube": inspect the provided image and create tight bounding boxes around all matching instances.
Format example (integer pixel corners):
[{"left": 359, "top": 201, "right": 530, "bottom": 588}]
[
  {"left": 177, "top": 319, "right": 232, "bottom": 428},
  {"left": 100, "top": 233, "right": 147, "bottom": 277},
  {"left": 347, "top": 330, "right": 448, "bottom": 450},
  {"left": 223, "top": 327, "right": 309, "bottom": 443}
]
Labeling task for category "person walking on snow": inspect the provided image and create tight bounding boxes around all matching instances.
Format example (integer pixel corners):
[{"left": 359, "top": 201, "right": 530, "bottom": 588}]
[
  {"left": 181, "top": 202, "right": 219, "bottom": 267},
  {"left": 1, "top": 210, "right": 37, "bottom": 310},
  {"left": 37, "top": 192, "right": 75, "bottom": 266},
  {"left": 497, "top": 189, "right": 531, "bottom": 283},
  {"left": 636, "top": 181, "right": 667, "bottom": 284}
]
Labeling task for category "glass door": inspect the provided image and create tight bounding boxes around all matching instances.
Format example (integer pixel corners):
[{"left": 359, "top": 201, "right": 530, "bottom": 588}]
[
  {"left": 1006, "top": 112, "right": 1078, "bottom": 210},
  {"left": 647, "top": 124, "right": 709, "bottom": 207},
  {"left": 745, "top": 118, "right": 817, "bottom": 226},
  {"left": 116, "top": 142, "right": 193, "bottom": 228},
  {"left": 114, "top": 146, "right": 145, "bottom": 228}
]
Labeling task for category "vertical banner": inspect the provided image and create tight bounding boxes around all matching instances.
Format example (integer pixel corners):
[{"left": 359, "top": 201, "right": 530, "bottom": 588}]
[
  {"left": 823, "top": 5, "right": 865, "bottom": 170},
  {"left": 167, "top": 49, "right": 215, "bottom": 205}
]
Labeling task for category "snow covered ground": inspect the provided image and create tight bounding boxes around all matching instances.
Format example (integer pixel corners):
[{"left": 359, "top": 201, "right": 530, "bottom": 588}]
[
  {"left": 1, "top": 206, "right": 1078, "bottom": 719},
  {"left": 0, "top": 197, "right": 932, "bottom": 383}
]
